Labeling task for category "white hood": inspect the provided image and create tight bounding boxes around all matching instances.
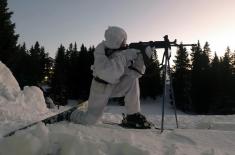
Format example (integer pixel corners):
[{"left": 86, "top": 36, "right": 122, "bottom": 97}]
[{"left": 104, "top": 26, "right": 127, "bottom": 49}]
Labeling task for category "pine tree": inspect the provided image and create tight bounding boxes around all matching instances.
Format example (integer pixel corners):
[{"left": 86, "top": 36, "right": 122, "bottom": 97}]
[
  {"left": 201, "top": 42, "right": 211, "bottom": 71},
  {"left": 220, "top": 47, "right": 233, "bottom": 94},
  {"left": 190, "top": 41, "right": 211, "bottom": 113},
  {"left": 173, "top": 44, "right": 191, "bottom": 111},
  {"left": 51, "top": 44, "right": 68, "bottom": 105},
  {"left": 210, "top": 53, "right": 220, "bottom": 93},
  {"left": 77, "top": 44, "right": 93, "bottom": 99},
  {"left": 201, "top": 42, "right": 212, "bottom": 112},
  {"left": 13, "top": 43, "right": 31, "bottom": 87},
  {"left": 66, "top": 43, "right": 80, "bottom": 98},
  {"left": 231, "top": 50, "right": 235, "bottom": 113},
  {"left": 211, "top": 47, "right": 235, "bottom": 114},
  {"left": 0, "top": 0, "right": 19, "bottom": 68},
  {"left": 210, "top": 52, "right": 223, "bottom": 113},
  {"left": 190, "top": 41, "right": 202, "bottom": 113},
  {"left": 221, "top": 47, "right": 232, "bottom": 76},
  {"left": 231, "top": 50, "right": 235, "bottom": 74},
  {"left": 211, "top": 53, "right": 220, "bottom": 71},
  {"left": 62, "top": 43, "right": 94, "bottom": 99},
  {"left": 27, "top": 42, "right": 49, "bottom": 85},
  {"left": 231, "top": 50, "right": 235, "bottom": 96}
]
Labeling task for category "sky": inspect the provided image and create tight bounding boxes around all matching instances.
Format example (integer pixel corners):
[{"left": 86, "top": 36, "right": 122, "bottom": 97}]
[{"left": 8, "top": 0, "right": 235, "bottom": 58}]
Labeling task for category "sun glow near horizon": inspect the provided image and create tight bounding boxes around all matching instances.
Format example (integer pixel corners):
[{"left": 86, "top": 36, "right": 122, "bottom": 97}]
[{"left": 207, "top": 31, "right": 235, "bottom": 56}]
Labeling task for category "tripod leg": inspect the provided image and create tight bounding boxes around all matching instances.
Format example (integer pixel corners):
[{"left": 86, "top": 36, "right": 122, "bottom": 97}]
[
  {"left": 161, "top": 57, "right": 168, "bottom": 133},
  {"left": 167, "top": 59, "right": 179, "bottom": 128}
]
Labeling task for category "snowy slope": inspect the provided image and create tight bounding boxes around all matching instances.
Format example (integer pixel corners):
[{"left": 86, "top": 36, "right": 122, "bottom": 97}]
[{"left": 0, "top": 100, "right": 235, "bottom": 155}]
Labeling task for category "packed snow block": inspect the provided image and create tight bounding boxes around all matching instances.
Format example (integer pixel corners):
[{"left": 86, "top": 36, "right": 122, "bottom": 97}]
[{"left": 0, "top": 61, "right": 49, "bottom": 121}]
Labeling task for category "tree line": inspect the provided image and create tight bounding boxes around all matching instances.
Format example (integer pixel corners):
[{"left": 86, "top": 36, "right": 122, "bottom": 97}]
[
  {"left": 1, "top": 0, "right": 235, "bottom": 114},
  {"left": 173, "top": 42, "right": 235, "bottom": 114},
  {"left": 51, "top": 43, "right": 94, "bottom": 104}
]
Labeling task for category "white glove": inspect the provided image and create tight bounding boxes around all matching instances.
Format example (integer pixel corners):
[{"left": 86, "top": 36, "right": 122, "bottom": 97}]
[
  {"left": 145, "top": 46, "right": 154, "bottom": 58},
  {"left": 132, "top": 54, "right": 146, "bottom": 74},
  {"left": 121, "top": 49, "right": 140, "bottom": 61}
]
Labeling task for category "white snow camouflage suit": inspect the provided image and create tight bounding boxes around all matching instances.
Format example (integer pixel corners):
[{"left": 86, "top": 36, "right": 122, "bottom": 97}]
[{"left": 70, "top": 26, "right": 152, "bottom": 124}]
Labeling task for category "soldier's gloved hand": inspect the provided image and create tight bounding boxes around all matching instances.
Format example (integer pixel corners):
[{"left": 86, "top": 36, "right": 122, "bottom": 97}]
[
  {"left": 141, "top": 46, "right": 154, "bottom": 66},
  {"left": 132, "top": 54, "right": 146, "bottom": 75},
  {"left": 145, "top": 46, "right": 154, "bottom": 58},
  {"left": 121, "top": 49, "right": 140, "bottom": 61}
]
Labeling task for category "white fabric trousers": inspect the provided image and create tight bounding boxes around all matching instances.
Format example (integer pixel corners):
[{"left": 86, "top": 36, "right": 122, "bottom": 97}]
[{"left": 70, "top": 75, "right": 140, "bottom": 125}]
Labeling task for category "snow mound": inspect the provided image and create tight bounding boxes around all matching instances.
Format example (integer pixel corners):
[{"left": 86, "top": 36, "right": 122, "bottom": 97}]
[
  {"left": 0, "top": 123, "right": 49, "bottom": 155},
  {"left": 0, "top": 61, "right": 49, "bottom": 122},
  {"left": 2, "top": 118, "right": 235, "bottom": 155},
  {"left": 0, "top": 122, "right": 149, "bottom": 155},
  {"left": 48, "top": 123, "right": 149, "bottom": 155}
]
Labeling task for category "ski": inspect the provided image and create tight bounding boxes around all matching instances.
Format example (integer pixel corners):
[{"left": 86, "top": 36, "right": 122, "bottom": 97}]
[{"left": 3, "top": 101, "right": 87, "bottom": 137}]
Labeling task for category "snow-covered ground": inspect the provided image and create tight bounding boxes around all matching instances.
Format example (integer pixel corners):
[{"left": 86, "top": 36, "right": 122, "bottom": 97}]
[
  {"left": 1, "top": 100, "right": 235, "bottom": 155},
  {"left": 0, "top": 61, "right": 235, "bottom": 155}
]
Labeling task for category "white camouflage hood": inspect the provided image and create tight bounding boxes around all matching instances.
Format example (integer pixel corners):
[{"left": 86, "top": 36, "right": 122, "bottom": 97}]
[{"left": 104, "top": 26, "right": 127, "bottom": 49}]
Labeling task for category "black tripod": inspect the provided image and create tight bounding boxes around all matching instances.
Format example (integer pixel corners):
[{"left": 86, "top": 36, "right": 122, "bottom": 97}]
[
  {"left": 160, "top": 35, "right": 178, "bottom": 132},
  {"left": 127, "top": 36, "right": 195, "bottom": 132}
]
